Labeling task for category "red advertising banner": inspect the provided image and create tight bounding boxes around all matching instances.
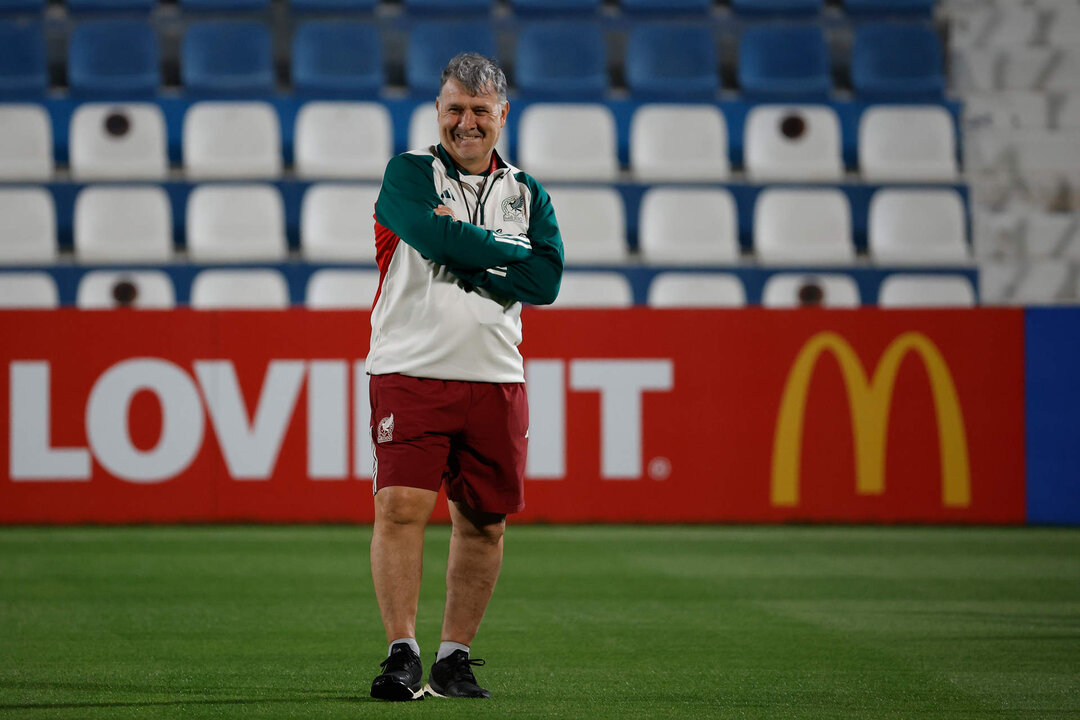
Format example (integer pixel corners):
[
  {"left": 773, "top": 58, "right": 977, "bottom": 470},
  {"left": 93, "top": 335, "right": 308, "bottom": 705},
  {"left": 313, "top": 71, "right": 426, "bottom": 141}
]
[{"left": 0, "top": 308, "right": 1026, "bottom": 524}]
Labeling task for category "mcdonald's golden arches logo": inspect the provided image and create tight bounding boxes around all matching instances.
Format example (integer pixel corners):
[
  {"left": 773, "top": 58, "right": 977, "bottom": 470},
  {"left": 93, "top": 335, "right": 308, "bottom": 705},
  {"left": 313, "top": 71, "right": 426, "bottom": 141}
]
[{"left": 771, "top": 331, "right": 971, "bottom": 508}]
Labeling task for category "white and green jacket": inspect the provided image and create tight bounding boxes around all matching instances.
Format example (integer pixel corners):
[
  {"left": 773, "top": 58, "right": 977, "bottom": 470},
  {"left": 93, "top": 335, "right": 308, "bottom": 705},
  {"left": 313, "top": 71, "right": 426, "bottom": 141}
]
[{"left": 366, "top": 144, "right": 564, "bottom": 383}]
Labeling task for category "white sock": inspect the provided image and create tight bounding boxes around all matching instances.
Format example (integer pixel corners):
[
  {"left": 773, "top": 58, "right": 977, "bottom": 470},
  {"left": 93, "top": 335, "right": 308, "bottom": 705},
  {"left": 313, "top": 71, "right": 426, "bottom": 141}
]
[
  {"left": 436, "top": 641, "right": 470, "bottom": 663},
  {"left": 389, "top": 637, "right": 420, "bottom": 657}
]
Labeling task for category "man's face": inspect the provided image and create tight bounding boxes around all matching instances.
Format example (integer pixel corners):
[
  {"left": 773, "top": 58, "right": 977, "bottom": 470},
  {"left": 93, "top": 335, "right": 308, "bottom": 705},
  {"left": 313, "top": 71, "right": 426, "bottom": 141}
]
[{"left": 436, "top": 77, "right": 508, "bottom": 175}]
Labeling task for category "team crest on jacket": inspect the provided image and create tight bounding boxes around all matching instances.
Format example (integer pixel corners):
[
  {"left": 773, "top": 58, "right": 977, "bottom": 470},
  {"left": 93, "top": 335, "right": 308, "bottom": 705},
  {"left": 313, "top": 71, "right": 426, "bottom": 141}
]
[
  {"left": 502, "top": 195, "right": 526, "bottom": 221},
  {"left": 377, "top": 413, "right": 394, "bottom": 443}
]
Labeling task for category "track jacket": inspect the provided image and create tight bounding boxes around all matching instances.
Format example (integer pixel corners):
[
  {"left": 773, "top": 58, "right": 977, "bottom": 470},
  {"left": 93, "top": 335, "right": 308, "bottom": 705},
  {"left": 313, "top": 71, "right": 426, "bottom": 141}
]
[{"left": 366, "top": 144, "right": 564, "bottom": 383}]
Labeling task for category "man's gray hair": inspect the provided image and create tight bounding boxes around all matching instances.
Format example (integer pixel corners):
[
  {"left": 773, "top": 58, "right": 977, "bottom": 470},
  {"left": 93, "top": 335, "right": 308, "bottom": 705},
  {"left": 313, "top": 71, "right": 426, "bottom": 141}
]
[{"left": 440, "top": 52, "right": 508, "bottom": 105}]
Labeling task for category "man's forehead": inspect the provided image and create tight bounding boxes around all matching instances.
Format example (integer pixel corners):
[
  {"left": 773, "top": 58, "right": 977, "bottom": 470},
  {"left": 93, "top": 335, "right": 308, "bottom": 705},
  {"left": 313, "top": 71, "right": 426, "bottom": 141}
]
[{"left": 439, "top": 78, "right": 501, "bottom": 105}]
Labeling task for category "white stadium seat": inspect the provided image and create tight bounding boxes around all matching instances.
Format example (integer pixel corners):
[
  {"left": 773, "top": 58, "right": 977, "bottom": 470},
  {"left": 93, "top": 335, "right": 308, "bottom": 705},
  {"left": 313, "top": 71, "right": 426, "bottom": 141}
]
[
  {"left": 544, "top": 186, "right": 627, "bottom": 265},
  {"left": 543, "top": 271, "right": 633, "bottom": 308},
  {"left": 300, "top": 183, "right": 379, "bottom": 262},
  {"left": 0, "top": 187, "right": 57, "bottom": 264},
  {"left": 186, "top": 184, "right": 287, "bottom": 263},
  {"left": 0, "top": 104, "right": 53, "bottom": 181},
  {"left": 761, "top": 273, "right": 861, "bottom": 308},
  {"left": 630, "top": 104, "right": 729, "bottom": 182},
  {"left": 69, "top": 103, "right": 168, "bottom": 181},
  {"left": 859, "top": 106, "right": 959, "bottom": 182},
  {"left": 868, "top": 189, "right": 970, "bottom": 265},
  {"left": 877, "top": 274, "right": 977, "bottom": 308},
  {"left": 754, "top": 188, "right": 855, "bottom": 265},
  {"left": 190, "top": 269, "right": 291, "bottom": 309},
  {"left": 73, "top": 185, "right": 173, "bottom": 264},
  {"left": 518, "top": 104, "right": 618, "bottom": 182},
  {"left": 76, "top": 270, "right": 176, "bottom": 309},
  {"left": 305, "top": 269, "right": 382, "bottom": 309},
  {"left": 646, "top": 272, "right": 746, "bottom": 307},
  {"left": 743, "top": 105, "right": 843, "bottom": 182},
  {"left": 294, "top": 102, "right": 392, "bottom": 180},
  {"left": 638, "top": 187, "right": 739, "bottom": 265},
  {"left": 0, "top": 272, "right": 58, "bottom": 308},
  {"left": 183, "top": 101, "right": 282, "bottom": 180}
]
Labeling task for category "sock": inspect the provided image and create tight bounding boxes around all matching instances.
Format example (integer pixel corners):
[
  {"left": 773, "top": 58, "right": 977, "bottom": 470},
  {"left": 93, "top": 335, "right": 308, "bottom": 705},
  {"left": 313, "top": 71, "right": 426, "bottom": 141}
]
[
  {"left": 389, "top": 637, "right": 420, "bottom": 657},
  {"left": 436, "top": 641, "right": 470, "bottom": 663}
]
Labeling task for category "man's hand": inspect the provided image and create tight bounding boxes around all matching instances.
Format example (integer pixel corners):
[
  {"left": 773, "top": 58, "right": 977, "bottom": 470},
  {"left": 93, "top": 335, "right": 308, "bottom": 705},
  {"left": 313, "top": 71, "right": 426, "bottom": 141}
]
[{"left": 434, "top": 204, "right": 457, "bottom": 221}]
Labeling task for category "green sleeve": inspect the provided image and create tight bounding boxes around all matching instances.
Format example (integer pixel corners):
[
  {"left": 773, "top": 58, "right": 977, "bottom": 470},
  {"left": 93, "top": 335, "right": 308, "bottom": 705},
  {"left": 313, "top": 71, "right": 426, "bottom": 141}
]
[
  {"left": 374, "top": 154, "right": 532, "bottom": 270},
  {"left": 452, "top": 173, "right": 564, "bottom": 306}
]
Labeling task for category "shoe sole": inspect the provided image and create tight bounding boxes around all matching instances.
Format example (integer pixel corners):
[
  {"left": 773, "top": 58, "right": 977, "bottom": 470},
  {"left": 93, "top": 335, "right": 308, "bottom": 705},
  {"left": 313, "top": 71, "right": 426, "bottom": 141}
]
[
  {"left": 423, "top": 682, "right": 490, "bottom": 699},
  {"left": 371, "top": 680, "right": 424, "bottom": 702}
]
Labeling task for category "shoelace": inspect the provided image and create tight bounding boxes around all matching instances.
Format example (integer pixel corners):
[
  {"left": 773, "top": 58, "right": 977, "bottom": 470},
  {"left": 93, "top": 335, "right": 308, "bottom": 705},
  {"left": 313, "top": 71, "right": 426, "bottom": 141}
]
[
  {"left": 451, "top": 656, "right": 485, "bottom": 682},
  {"left": 380, "top": 649, "right": 417, "bottom": 671}
]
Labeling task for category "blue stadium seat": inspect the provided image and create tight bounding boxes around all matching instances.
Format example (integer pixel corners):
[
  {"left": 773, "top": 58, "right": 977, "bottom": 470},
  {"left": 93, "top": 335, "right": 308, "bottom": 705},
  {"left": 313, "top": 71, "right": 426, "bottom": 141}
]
[
  {"left": 620, "top": 0, "right": 712, "bottom": 15},
  {"left": 402, "top": 0, "right": 493, "bottom": 15},
  {"left": 180, "top": 0, "right": 270, "bottom": 10},
  {"left": 515, "top": 21, "right": 607, "bottom": 100},
  {"left": 66, "top": 0, "right": 157, "bottom": 11},
  {"left": 292, "top": 21, "right": 382, "bottom": 98},
  {"left": 182, "top": 21, "right": 275, "bottom": 96},
  {"left": 842, "top": 0, "right": 935, "bottom": 17},
  {"left": 851, "top": 22, "right": 944, "bottom": 101},
  {"left": 625, "top": 23, "right": 719, "bottom": 101},
  {"left": 0, "top": 0, "right": 44, "bottom": 13},
  {"left": 290, "top": 0, "right": 377, "bottom": 10},
  {"left": 67, "top": 20, "right": 160, "bottom": 97},
  {"left": 406, "top": 21, "right": 496, "bottom": 97},
  {"left": 509, "top": 0, "right": 601, "bottom": 15},
  {"left": 737, "top": 24, "right": 831, "bottom": 102},
  {"left": 0, "top": 20, "right": 45, "bottom": 97},
  {"left": 731, "top": 0, "right": 823, "bottom": 16}
]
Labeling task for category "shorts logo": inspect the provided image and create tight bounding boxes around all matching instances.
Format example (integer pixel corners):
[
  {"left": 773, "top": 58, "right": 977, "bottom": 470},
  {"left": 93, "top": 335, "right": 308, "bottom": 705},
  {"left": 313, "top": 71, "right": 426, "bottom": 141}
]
[
  {"left": 377, "top": 413, "right": 394, "bottom": 444},
  {"left": 502, "top": 195, "right": 525, "bottom": 222}
]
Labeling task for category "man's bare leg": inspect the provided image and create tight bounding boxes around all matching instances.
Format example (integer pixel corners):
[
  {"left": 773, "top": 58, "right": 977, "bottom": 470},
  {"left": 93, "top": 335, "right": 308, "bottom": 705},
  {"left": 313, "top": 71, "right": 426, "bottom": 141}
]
[
  {"left": 370, "top": 486, "right": 439, "bottom": 643},
  {"left": 441, "top": 500, "right": 506, "bottom": 646}
]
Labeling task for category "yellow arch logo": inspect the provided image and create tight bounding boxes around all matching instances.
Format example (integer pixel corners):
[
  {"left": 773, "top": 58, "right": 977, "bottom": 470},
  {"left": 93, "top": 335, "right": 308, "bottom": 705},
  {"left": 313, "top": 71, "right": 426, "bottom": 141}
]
[{"left": 771, "top": 331, "right": 971, "bottom": 508}]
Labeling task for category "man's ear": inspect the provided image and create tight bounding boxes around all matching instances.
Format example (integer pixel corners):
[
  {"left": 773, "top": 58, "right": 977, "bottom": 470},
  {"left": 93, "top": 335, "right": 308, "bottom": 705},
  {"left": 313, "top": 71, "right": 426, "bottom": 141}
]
[{"left": 500, "top": 100, "right": 509, "bottom": 127}]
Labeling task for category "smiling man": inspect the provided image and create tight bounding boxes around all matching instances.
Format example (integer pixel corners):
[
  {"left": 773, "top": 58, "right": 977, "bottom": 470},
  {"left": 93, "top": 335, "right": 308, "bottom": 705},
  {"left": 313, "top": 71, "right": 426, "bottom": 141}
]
[{"left": 365, "top": 53, "right": 563, "bottom": 701}]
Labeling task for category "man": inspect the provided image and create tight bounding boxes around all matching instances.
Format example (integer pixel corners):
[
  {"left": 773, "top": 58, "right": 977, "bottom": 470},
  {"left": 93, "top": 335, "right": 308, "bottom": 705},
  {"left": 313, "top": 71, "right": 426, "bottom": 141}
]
[{"left": 365, "top": 53, "right": 563, "bottom": 701}]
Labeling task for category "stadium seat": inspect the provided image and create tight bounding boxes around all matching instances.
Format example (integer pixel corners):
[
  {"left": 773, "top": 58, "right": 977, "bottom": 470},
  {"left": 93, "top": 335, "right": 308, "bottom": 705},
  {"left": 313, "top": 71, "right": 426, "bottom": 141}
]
[
  {"left": 76, "top": 270, "right": 176, "bottom": 309},
  {"left": 638, "top": 187, "right": 739, "bottom": 265},
  {"left": 737, "top": 24, "right": 831, "bottom": 102},
  {"left": 406, "top": 21, "right": 496, "bottom": 97},
  {"left": 625, "top": 23, "right": 719, "bottom": 101},
  {"left": 0, "top": 104, "right": 52, "bottom": 180},
  {"left": 754, "top": 188, "right": 854, "bottom": 265},
  {"left": 185, "top": 184, "right": 287, "bottom": 263},
  {"left": 294, "top": 102, "right": 391, "bottom": 180},
  {"left": 73, "top": 185, "right": 173, "bottom": 264},
  {"left": 183, "top": 101, "right": 282, "bottom": 179},
  {"left": 300, "top": 183, "right": 379, "bottom": 262},
  {"left": 0, "top": 272, "right": 58, "bottom": 308},
  {"left": 69, "top": 103, "right": 168, "bottom": 181},
  {"left": 543, "top": 186, "right": 627, "bottom": 265},
  {"left": 841, "top": 0, "right": 934, "bottom": 17},
  {"left": 620, "top": 0, "right": 711, "bottom": 16},
  {"left": 0, "top": 20, "right": 45, "bottom": 98},
  {"left": 408, "top": 102, "right": 510, "bottom": 159},
  {"left": 182, "top": 21, "right": 274, "bottom": 96},
  {"left": 646, "top": 272, "right": 747, "bottom": 308},
  {"left": 630, "top": 104, "right": 729, "bottom": 182},
  {"left": 517, "top": 104, "right": 617, "bottom": 181},
  {"left": 403, "top": 0, "right": 494, "bottom": 15},
  {"left": 67, "top": 20, "right": 160, "bottom": 97},
  {"left": 877, "top": 274, "right": 976, "bottom": 307},
  {"left": 542, "top": 271, "right": 633, "bottom": 308},
  {"left": 305, "top": 268, "right": 381, "bottom": 309},
  {"left": 290, "top": 0, "right": 378, "bottom": 11},
  {"left": 509, "top": 0, "right": 600, "bottom": 15},
  {"left": 743, "top": 104, "right": 843, "bottom": 182},
  {"left": 0, "top": 1, "right": 44, "bottom": 13},
  {"left": 190, "top": 269, "right": 291, "bottom": 309},
  {"left": 180, "top": 0, "right": 269, "bottom": 10},
  {"left": 851, "top": 22, "right": 944, "bottom": 102},
  {"left": 66, "top": 0, "right": 157, "bottom": 11},
  {"left": 0, "top": 187, "right": 56, "bottom": 264},
  {"left": 730, "top": 0, "right": 822, "bottom": 16},
  {"left": 514, "top": 22, "right": 608, "bottom": 100},
  {"left": 868, "top": 189, "right": 969, "bottom": 265},
  {"left": 761, "top": 273, "right": 861, "bottom": 307},
  {"left": 859, "top": 105, "right": 958, "bottom": 182},
  {"left": 292, "top": 21, "right": 382, "bottom": 99}
]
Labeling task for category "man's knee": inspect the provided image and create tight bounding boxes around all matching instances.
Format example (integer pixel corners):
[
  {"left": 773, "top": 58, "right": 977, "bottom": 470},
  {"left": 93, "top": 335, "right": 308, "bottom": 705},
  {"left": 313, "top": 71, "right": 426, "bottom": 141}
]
[
  {"left": 375, "top": 486, "right": 438, "bottom": 527},
  {"left": 451, "top": 501, "right": 506, "bottom": 545}
]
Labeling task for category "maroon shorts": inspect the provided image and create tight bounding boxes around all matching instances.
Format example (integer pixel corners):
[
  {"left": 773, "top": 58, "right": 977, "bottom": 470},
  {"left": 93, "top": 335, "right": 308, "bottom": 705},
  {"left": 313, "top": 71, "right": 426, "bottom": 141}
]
[{"left": 369, "top": 373, "right": 528, "bottom": 514}]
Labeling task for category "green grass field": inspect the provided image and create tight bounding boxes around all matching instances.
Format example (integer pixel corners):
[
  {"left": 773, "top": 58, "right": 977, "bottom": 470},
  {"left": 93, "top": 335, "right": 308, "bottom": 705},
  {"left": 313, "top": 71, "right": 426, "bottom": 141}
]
[{"left": 1, "top": 525, "right": 1078, "bottom": 719}]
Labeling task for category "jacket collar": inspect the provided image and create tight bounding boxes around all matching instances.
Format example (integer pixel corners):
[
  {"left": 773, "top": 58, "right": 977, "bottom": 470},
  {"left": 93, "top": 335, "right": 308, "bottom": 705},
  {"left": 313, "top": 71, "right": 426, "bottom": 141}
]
[{"left": 436, "top": 144, "right": 505, "bottom": 180}]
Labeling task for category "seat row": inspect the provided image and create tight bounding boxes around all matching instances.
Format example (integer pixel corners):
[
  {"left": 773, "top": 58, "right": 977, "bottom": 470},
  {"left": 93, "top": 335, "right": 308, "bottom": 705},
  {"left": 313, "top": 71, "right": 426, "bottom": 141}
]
[
  {"left": 0, "top": 183, "right": 972, "bottom": 267},
  {"left": 0, "top": 267, "right": 977, "bottom": 310},
  {"left": 0, "top": 18, "right": 945, "bottom": 102},
  {"left": 0, "top": 101, "right": 961, "bottom": 184}
]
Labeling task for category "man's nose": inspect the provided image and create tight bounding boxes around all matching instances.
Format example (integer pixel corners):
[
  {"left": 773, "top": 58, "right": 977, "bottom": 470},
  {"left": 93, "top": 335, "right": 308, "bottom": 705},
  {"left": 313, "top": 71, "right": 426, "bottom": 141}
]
[{"left": 457, "top": 109, "right": 476, "bottom": 127}]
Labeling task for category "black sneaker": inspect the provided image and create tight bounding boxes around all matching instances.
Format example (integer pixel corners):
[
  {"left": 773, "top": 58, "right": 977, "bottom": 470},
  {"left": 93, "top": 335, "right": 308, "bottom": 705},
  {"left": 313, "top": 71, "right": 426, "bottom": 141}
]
[
  {"left": 423, "top": 650, "right": 491, "bottom": 698},
  {"left": 370, "top": 643, "right": 424, "bottom": 701}
]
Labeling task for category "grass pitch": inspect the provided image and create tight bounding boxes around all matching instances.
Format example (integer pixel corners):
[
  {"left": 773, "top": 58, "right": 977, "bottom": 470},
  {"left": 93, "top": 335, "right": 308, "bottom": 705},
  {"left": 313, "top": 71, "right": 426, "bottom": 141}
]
[{"left": 0, "top": 525, "right": 1078, "bottom": 719}]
